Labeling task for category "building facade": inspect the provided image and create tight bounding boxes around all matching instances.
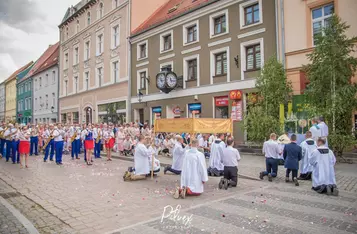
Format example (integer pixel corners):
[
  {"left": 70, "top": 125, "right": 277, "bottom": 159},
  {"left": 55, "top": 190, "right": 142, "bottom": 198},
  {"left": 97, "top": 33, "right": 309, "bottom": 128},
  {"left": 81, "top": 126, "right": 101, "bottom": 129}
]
[
  {"left": 33, "top": 43, "right": 60, "bottom": 124},
  {"left": 0, "top": 82, "right": 5, "bottom": 122},
  {"left": 130, "top": 0, "right": 277, "bottom": 142},
  {"left": 16, "top": 64, "right": 35, "bottom": 124},
  {"left": 58, "top": 0, "right": 166, "bottom": 124},
  {"left": 5, "top": 62, "right": 34, "bottom": 122}
]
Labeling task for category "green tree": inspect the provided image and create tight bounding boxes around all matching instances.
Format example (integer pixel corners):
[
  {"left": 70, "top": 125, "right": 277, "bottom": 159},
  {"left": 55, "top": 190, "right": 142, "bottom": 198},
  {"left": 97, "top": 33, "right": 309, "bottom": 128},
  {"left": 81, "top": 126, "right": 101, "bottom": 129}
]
[
  {"left": 245, "top": 56, "right": 292, "bottom": 143},
  {"left": 304, "top": 15, "right": 357, "bottom": 135}
]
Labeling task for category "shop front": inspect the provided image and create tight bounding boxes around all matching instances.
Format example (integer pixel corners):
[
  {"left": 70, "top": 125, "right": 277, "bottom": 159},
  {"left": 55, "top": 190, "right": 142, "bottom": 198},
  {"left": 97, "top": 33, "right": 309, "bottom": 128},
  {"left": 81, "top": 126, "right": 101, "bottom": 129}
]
[{"left": 97, "top": 101, "right": 127, "bottom": 124}]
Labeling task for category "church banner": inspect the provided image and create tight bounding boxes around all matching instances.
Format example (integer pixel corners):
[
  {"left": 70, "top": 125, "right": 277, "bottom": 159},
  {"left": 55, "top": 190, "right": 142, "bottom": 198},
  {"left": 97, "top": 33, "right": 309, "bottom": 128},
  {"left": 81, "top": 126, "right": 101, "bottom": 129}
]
[{"left": 154, "top": 118, "right": 233, "bottom": 134}]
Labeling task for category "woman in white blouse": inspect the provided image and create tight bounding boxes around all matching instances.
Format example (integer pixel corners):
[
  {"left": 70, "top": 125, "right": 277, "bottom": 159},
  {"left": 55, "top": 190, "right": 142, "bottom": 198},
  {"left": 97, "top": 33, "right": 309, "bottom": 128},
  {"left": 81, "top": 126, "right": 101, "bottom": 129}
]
[{"left": 18, "top": 125, "right": 31, "bottom": 168}]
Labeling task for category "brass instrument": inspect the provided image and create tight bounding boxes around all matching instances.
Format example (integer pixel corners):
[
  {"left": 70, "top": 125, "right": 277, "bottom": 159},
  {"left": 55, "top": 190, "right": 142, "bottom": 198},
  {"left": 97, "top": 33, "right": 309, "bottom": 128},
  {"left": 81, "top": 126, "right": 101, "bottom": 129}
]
[
  {"left": 70, "top": 132, "right": 77, "bottom": 144},
  {"left": 42, "top": 130, "right": 55, "bottom": 151},
  {"left": 0, "top": 127, "right": 7, "bottom": 139},
  {"left": 96, "top": 129, "right": 101, "bottom": 144}
]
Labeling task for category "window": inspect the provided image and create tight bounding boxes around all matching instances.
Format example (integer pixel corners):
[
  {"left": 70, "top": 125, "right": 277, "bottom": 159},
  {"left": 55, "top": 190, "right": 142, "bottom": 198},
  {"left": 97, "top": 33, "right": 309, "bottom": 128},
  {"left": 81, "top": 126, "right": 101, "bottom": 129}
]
[
  {"left": 139, "top": 71, "right": 146, "bottom": 89},
  {"left": 246, "top": 44, "right": 261, "bottom": 70},
  {"left": 187, "top": 25, "right": 197, "bottom": 43},
  {"left": 87, "top": 12, "right": 91, "bottom": 26},
  {"left": 139, "top": 44, "right": 146, "bottom": 58},
  {"left": 65, "top": 80, "right": 68, "bottom": 95},
  {"left": 113, "top": 61, "right": 119, "bottom": 82},
  {"left": 215, "top": 96, "right": 229, "bottom": 119},
  {"left": 18, "top": 101, "right": 21, "bottom": 111},
  {"left": 161, "top": 64, "right": 172, "bottom": 72},
  {"left": 45, "top": 95, "right": 48, "bottom": 109},
  {"left": 52, "top": 71, "right": 56, "bottom": 84},
  {"left": 113, "top": 0, "right": 119, "bottom": 8},
  {"left": 97, "top": 34, "right": 103, "bottom": 55},
  {"left": 74, "top": 47, "right": 79, "bottom": 65},
  {"left": 52, "top": 93, "right": 55, "bottom": 108},
  {"left": 312, "top": 3, "right": 334, "bottom": 45},
  {"left": 35, "top": 98, "right": 37, "bottom": 111},
  {"left": 215, "top": 52, "right": 227, "bottom": 76},
  {"left": 64, "top": 53, "right": 68, "bottom": 69},
  {"left": 188, "top": 59, "right": 197, "bottom": 80},
  {"left": 24, "top": 99, "right": 27, "bottom": 110},
  {"left": 85, "top": 41, "right": 90, "bottom": 60},
  {"left": 74, "top": 76, "right": 78, "bottom": 93},
  {"left": 39, "top": 97, "right": 42, "bottom": 110},
  {"left": 112, "top": 25, "right": 120, "bottom": 48},
  {"left": 97, "top": 67, "right": 103, "bottom": 87},
  {"left": 39, "top": 77, "right": 42, "bottom": 88},
  {"left": 85, "top": 71, "right": 89, "bottom": 90},
  {"left": 244, "top": 3, "right": 259, "bottom": 26},
  {"left": 66, "top": 27, "right": 69, "bottom": 40},
  {"left": 98, "top": 2, "right": 104, "bottom": 19},
  {"left": 214, "top": 15, "right": 226, "bottom": 35},
  {"left": 34, "top": 79, "right": 37, "bottom": 90},
  {"left": 160, "top": 31, "right": 173, "bottom": 53},
  {"left": 76, "top": 20, "right": 80, "bottom": 33}
]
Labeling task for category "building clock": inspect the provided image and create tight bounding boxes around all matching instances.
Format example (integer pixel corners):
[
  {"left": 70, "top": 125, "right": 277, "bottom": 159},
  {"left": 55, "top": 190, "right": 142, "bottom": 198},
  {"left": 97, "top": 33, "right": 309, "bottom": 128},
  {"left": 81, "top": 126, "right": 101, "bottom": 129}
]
[{"left": 155, "top": 70, "right": 178, "bottom": 94}]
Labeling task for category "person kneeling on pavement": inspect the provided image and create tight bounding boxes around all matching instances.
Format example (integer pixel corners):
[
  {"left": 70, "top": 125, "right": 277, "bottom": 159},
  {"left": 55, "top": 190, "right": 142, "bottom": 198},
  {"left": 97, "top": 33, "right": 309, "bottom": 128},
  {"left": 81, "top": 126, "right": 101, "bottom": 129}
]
[
  {"left": 207, "top": 133, "right": 225, "bottom": 176},
  {"left": 259, "top": 133, "right": 281, "bottom": 182},
  {"left": 219, "top": 139, "right": 241, "bottom": 190},
  {"left": 309, "top": 137, "right": 338, "bottom": 196},
  {"left": 123, "top": 135, "right": 156, "bottom": 181},
  {"left": 283, "top": 134, "right": 302, "bottom": 186},
  {"left": 164, "top": 135, "right": 188, "bottom": 175},
  {"left": 173, "top": 139, "right": 208, "bottom": 199}
]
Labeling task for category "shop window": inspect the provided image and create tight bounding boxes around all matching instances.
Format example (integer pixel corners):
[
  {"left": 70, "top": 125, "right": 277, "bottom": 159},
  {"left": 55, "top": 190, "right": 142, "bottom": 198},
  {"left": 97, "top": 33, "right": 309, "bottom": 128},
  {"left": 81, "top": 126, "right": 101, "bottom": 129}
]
[
  {"left": 98, "top": 101, "right": 126, "bottom": 124},
  {"left": 188, "top": 103, "right": 201, "bottom": 118},
  {"left": 73, "top": 112, "right": 79, "bottom": 124},
  {"left": 215, "top": 96, "right": 229, "bottom": 118},
  {"left": 61, "top": 113, "right": 67, "bottom": 124}
]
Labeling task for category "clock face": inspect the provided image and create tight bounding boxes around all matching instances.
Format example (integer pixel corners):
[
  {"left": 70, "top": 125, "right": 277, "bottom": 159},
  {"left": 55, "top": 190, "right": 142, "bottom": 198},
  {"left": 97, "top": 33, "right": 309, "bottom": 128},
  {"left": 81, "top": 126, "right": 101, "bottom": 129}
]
[
  {"left": 156, "top": 73, "right": 166, "bottom": 89},
  {"left": 166, "top": 72, "right": 177, "bottom": 88}
]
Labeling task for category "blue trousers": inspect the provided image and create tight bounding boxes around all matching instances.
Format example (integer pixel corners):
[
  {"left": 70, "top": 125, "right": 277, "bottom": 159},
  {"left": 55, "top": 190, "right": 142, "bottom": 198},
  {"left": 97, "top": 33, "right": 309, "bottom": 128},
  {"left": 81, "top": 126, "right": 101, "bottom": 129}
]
[
  {"left": 44, "top": 139, "right": 55, "bottom": 161},
  {"left": 30, "top": 136, "right": 39, "bottom": 155},
  {"left": 94, "top": 139, "right": 101, "bottom": 158},
  {"left": 0, "top": 139, "right": 5, "bottom": 156},
  {"left": 71, "top": 139, "right": 80, "bottom": 158},
  {"left": 55, "top": 141, "right": 63, "bottom": 163},
  {"left": 5, "top": 140, "right": 12, "bottom": 161},
  {"left": 263, "top": 158, "right": 278, "bottom": 177},
  {"left": 12, "top": 140, "right": 20, "bottom": 163},
  {"left": 83, "top": 141, "right": 86, "bottom": 162}
]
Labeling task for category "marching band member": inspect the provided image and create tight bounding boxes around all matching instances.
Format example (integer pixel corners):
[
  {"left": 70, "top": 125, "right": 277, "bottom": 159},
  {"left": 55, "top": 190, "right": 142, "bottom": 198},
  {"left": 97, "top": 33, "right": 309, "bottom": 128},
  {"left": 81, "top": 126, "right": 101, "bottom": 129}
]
[
  {"left": 93, "top": 124, "right": 102, "bottom": 159},
  {"left": 0, "top": 123, "right": 6, "bottom": 158},
  {"left": 103, "top": 123, "right": 115, "bottom": 161},
  {"left": 70, "top": 124, "right": 80, "bottom": 160},
  {"left": 30, "top": 124, "right": 39, "bottom": 156},
  {"left": 14, "top": 123, "right": 20, "bottom": 164},
  {"left": 83, "top": 124, "right": 94, "bottom": 165},
  {"left": 43, "top": 124, "right": 55, "bottom": 162},
  {"left": 38, "top": 124, "right": 44, "bottom": 149},
  {"left": 53, "top": 124, "right": 65, "bottom": 165},
  {"left": 18, "top": 125, "right": 31, "bottom": 168},
  {"left": 81, "top": 124, "right": 87, "bottom": 162},
  {"left": 4, "top": 123, "right": 14, "bottom": 162}
]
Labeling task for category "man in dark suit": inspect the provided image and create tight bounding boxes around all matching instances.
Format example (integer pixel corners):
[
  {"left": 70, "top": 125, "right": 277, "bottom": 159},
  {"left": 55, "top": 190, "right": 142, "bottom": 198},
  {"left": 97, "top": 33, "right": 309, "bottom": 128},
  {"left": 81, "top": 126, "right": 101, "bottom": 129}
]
[{"left": 283, "top": 134, "right": 302, "bottom": 186}]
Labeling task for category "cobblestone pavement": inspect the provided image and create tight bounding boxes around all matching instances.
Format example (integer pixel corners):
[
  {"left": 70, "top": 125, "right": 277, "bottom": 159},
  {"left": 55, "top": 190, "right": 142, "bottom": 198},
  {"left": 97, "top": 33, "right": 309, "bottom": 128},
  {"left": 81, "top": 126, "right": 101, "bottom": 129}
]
[
  {"left": 0, "top": 201, "right": 28, "bottom": 234},
  {"left": 0, "top": 153, "right": 356, "bottom": 234}
]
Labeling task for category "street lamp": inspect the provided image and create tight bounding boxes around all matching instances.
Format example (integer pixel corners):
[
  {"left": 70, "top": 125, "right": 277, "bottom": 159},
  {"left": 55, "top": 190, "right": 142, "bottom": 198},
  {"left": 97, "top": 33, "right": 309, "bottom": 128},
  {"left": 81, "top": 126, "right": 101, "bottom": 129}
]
[{"left": 137, "top": 90, "right": 144, "bottom": 103}]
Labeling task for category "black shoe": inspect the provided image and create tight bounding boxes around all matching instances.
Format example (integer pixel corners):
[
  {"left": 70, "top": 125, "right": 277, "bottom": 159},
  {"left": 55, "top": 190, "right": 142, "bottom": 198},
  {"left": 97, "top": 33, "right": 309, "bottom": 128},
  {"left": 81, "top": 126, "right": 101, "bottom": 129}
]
[
  {"left": 326, "top": 185, "right": 332, "bottom": 195},
  {"left": 91, "top": 160, "right": 93, "bottom": 162},
  {"left": 164, "top": 167, "right": 168, "bottom": 174},
  {"left": 259, "top": 172, "right": 264, "bottom": 180},
  {"left": 285, "top": 177, "right": 289, "bottom": 183},
  {"left": 332, "top": 187, "right": 339, "bottom": 196},
  {"left": 218, "top": 178, "right": 224, "bottom": 189},
  {"left": 44, "top": 160, "right": 47, "bottom": 162},
  {"left": 50, "top": 159, "right": 54, "bottom": 161},
  {"left": 71, "top": 157, "right": 74, "bottom": 160},
  {"left": 223, "top": 179, "right": 229, "bottom": 190},
  {"left": 293, "top": 178, "right": 299, "bottom": 186},
  {"left": 76, "top": 157, "right": 79, "bottom": 159},
  {"left": 58, "top": 162, "right": 63, "bottom": 165},
  {"left": 268, "top": 173, "right": 272, "bottom": 182},
  {"left": 17, "top": 162, "right": 20, "bottom": 164},
  {"left": 6, "top": 160, "right": 9, "bottom": 162},
  {"left": 56, "top": 162, "right": 59, "bottom": 165},
  {"left": 12, "top": 162, "right": 16, "bottom": 164}
]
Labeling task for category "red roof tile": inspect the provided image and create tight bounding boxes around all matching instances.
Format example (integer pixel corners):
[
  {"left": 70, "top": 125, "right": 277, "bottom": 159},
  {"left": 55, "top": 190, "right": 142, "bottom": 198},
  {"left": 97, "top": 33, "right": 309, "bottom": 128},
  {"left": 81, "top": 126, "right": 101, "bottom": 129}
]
[
  {"left": 32, "top": 43, "right": 59, "bottom": 76},
  {"left": 23, "top": 42, "right": 59, "bottom": 81},
  {"left": 132, "top": 0, "right": 215, "bottom": 36},
  {"left": 4, "top": 61, "right": 34, "bottom": 84}
]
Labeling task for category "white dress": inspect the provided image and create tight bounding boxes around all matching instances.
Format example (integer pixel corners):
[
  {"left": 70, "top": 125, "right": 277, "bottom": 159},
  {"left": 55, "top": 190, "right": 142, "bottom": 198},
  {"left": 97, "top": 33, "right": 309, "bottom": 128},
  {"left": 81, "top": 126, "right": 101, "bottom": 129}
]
[
  {"left": 309, "top": 146, "right": 336, "bottom": 188},
  {"left": 134, "top": 143, "right": 151, "bottom": 175},
  {"left": 209, "top": 140, "right": 225, "bottom": 170},
  {"left": 299, "top": 138, "right": 317, "bottom": 174}
]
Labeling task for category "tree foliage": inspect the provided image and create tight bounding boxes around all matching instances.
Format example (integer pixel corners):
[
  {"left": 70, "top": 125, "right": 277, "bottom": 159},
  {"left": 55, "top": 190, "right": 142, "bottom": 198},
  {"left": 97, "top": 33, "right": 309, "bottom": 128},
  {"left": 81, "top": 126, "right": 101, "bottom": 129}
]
[
  {"left": 304, "top": 15, "right": 357, "bottom": 135},
  {"left": 245, "top": 56, "right": 292, "bottom": 143}
]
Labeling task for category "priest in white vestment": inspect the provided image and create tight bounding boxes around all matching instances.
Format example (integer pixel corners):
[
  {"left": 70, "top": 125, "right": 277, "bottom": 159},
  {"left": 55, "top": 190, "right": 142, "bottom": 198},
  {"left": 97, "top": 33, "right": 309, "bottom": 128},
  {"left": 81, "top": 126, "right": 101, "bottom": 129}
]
[
  {"left": 208, "top": 134, "right": 226, "bottom": 176},
  {"left": 317, "top": 117, "right": 329, "bottom": 146},
  {"left": 298, "top": 131, "right": 317, "bottom": 180},
  {"left": 309, "top": 118, "right": 322, "bottom": 142},
  {"left": 123, "top": 136, "right": 151, "bottom": 181},
  {"left": 309, "top": 138, "right": 338, "bottom": 196},
  {"left": 173, "top": 139, "right": 208, "bottom": 199},
  {"left": 164, "top": 135, "right": 187, "bottom": 175}
]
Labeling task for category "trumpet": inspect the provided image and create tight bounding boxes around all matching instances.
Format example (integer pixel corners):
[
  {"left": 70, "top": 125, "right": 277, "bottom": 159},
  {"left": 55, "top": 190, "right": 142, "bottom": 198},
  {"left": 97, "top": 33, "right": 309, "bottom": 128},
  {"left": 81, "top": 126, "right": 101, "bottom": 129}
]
[
  {"left": 42, "top": 130, "right": 54, "bottom": 151},
  {"left": 70, "top": 132, "right": 77, "bottom": 144},
  {"left": 0, "top": 127, "right": 7, "bottom": 139},
  {"left": 96, "top": 134, "right": 101, "bottom": 144}
]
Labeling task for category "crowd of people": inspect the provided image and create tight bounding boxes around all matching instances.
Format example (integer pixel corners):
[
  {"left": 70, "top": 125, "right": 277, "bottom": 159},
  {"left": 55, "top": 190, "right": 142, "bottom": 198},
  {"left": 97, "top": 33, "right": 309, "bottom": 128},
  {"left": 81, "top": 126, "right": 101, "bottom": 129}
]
[{"left": 260, "top": 117, "right": 338, "bottom": 196}]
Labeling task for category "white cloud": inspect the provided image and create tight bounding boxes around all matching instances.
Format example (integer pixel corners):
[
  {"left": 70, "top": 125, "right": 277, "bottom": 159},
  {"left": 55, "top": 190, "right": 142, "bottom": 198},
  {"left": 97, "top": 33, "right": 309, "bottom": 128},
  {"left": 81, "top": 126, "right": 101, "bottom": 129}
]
[{"left": 0, "top": 0, "right": 78, "bottom": 80}]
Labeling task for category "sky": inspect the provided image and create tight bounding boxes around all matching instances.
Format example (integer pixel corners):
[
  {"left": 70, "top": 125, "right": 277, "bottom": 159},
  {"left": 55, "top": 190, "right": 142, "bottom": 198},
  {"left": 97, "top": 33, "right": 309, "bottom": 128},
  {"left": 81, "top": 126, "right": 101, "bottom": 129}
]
[{"left": 0, "top": 0, "right": 79, "bottom": 82}]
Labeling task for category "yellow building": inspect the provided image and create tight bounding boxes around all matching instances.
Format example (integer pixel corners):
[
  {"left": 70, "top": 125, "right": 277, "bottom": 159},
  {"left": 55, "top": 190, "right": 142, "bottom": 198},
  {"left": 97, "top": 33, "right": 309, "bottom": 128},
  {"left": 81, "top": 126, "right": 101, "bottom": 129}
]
[{"left": 5, "top": 62, "right": 34, "bottom": 122}]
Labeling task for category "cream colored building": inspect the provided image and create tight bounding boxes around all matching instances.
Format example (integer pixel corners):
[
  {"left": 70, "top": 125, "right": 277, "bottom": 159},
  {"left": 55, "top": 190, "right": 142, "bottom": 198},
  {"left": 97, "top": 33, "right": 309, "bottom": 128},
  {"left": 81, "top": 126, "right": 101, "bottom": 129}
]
[{"left": 58, "top": 0, "right": 166, "bottom": 124}]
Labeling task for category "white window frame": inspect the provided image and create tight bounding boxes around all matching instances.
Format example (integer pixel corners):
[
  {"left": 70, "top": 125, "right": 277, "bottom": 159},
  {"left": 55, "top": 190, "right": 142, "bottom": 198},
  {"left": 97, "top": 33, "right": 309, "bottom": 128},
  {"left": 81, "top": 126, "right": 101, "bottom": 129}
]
[
  {"left": 96, "top": 66, "right": 104, "bottom": 88},
  {"left": 64, "top": 79, "right": 68, "bottom": 96},
  {"left": 73, "top": 75, "right": 79, "bottom": 94},
  {"left": 111, "top": 24, "right": 120, "bottom": 49},
  {"left": 111, "top": 60, "right": 119, "bottom": 83},
  {"left": 96, "top": 33, "right": 104, "bottom": 56},
  {"left": 209, "top": 9, "right": 229, "bottom": 39},
  {"left": 160, "top": 30, "right": 173, "bottom": 54},
  {"left": 183, "top": 20, "right": 199, "bottom": 46},
  {"left": 239, "top": 0, "right": 263, "bottom": 30},
  {"left": 311, "top": 3, "right": 334, "bottom": 46},
  {"left": 64, "top": 52, "right": 69, "bottom": 69},
  {"left": 137, "top": 40, "right": 148, "bottom": 61},
  {"left": 45, "top": 74, "right": 49, "bottom": 87},
  {"left": 73, "top": 46, "right": 79, "bottom": 65},
  {"left": 240, "top": 37, "right": 264, "bottom": 80},
  {"left": 183, "top": 54, "right": 200, "bottom": 89},
  {"left": 76, "top": 20, "right": 80, "bottom": 34},
  {"left": 137, "top": 68, "right": 148, "bottom": 95},
  {"left": 52, "top": 71, "right": 56, "bottom": 84},
  {"left": 87, "top": 11, "right": 91, "bottom": 26},
  {"left": 83, "top": 70, "right": 90, "bottom": 91},
  {"left": 98, "top": 2, "right": 104, "bottom": 19},
  {"left": 52, "top": 93, "right": 55, "bottom": 108},
  {"left": 210, "top": 46, "right": 230, "bottom": 84},
  {"left": 84, "top": 40, "right": 91, "bottom": 61},
  {"left": 113, "top": 0, "right": 119, "bottom": 9},
  {"left": 160, "top": 61, "right": 174, "bottom": 72}
]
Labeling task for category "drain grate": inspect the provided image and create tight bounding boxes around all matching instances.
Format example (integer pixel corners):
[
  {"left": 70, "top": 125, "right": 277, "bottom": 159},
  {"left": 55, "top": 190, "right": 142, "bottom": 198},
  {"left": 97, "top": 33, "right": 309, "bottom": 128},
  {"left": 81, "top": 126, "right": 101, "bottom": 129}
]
[{"left": 0, "top": 192, "right": 21, "bottom": 199}]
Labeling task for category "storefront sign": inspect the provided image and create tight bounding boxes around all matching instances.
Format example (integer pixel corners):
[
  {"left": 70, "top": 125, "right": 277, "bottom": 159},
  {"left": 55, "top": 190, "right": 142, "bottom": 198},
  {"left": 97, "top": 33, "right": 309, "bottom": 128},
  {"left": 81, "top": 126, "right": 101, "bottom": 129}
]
[
  {"left": 188, "top": 103, "right": 202, "bottom": 112},
  {"left": 229, "top": 90, "right": 243, "bottom": 100},
  {"left": 172, "top": 106, "right": 181, "bottom": 115},
  {"left": 215, "top": 96, "right": 228, "bottom": 106},
  {"left": 231, "top": 100, "right": 243, "bottom": 121},
  {"left": 152, "top": 107, "right": 162, "bottom": 113}
]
